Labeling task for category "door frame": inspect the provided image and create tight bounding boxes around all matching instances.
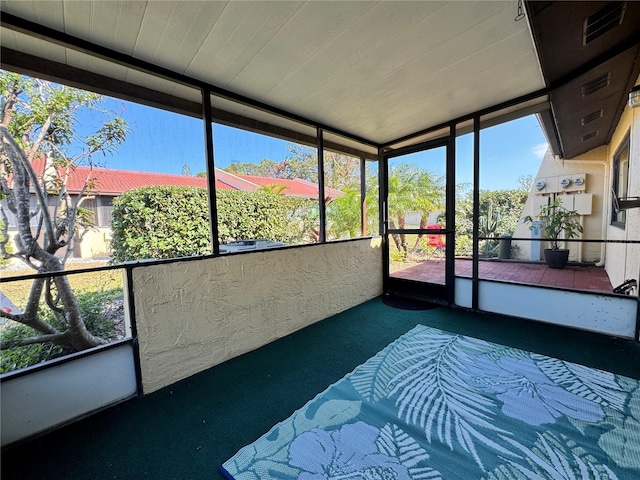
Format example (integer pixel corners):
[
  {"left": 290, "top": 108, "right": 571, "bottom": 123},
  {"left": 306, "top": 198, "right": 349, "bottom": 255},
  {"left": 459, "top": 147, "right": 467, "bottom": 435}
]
[{"left": 381, "top": 130, "right": 456, "bottom": 304}]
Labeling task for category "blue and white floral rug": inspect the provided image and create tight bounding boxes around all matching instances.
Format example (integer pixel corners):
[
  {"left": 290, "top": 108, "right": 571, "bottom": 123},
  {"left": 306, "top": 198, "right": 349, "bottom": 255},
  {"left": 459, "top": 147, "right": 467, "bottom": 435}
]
[{"left": 221, "top": 325, "right": 640, "bottom": 479}]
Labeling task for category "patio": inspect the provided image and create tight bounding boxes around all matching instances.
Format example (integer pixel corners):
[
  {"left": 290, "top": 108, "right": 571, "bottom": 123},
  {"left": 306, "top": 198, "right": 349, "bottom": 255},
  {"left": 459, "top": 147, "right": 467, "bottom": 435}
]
[{"left": 391, "top": 258, "right": 614, "bottom": 294}]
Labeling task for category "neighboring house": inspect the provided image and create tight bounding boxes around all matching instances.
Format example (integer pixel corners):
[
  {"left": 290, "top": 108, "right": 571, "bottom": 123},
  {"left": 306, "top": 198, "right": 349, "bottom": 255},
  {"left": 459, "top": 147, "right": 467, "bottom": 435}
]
[{"left": 2, "top": 158, "right": 342, "bottom": 259}]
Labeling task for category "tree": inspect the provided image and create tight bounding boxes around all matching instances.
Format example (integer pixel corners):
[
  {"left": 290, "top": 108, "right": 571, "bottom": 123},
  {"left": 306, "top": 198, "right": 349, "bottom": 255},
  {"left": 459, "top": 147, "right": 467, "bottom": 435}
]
[
  {"left": 517, "top": 174, "right": 534, "bottom": 192},
  {"left": 455, "top": 186, "right": 529, "bottom": 257},
  {"left": 0, "top": 71, "right": 129, "bottom": 353},
  {"left": 323, "top": 151, "right": 361, "bottom": 191},
  {"left": 387, "top": 163, "right": 445, "bottom": 258},
  {"left": 225, "top": 158, "right": 280, "bottom": 178},
  {"left": 224, "top": 144, "right": 361, "bottom": 191},
  {"left": 326, "top": 189, "right": 361, "bottom": 239}
]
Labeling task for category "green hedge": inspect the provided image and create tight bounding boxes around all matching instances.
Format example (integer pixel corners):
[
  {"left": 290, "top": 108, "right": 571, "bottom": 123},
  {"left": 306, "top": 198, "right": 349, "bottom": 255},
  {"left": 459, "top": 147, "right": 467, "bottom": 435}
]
[
  {"left": 110, "top": 186, "right": 317, "bottom": 262},
  {"left": 110, "top": 186, "right": 211, "bottom": 262},
  {"left": 216, "top": 189, "right": 317, "bottom": 245}
]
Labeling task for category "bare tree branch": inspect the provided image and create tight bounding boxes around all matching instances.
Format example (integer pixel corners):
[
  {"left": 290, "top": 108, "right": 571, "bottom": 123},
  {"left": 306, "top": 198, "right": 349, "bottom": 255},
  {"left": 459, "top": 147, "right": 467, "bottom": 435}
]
[
  {"left": 0, "top": 309, "right": 23, "bottom": 322},
  {"left": 22, "top": 147, "right": 59, "bottom": 251},
  {"left": 45, "top": 277, "right": 65, "bottom": 316},
  {"left": 0, "top": 80, "right": 21, "bottom": 128},
  {"left": 1, "top": 332, "right": 67, "bottom": 350}
]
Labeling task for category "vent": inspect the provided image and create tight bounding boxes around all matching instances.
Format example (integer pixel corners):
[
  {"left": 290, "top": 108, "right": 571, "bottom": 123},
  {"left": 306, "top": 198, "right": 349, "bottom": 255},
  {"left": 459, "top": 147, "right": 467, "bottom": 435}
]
[
  {"left": 582, "top": 73, "right": 610, "bottom": 96},
  {"left": 582, "top": 131, "right": 599, "bottom": 142},
  {"left": 584, "top": 2, "right": 625, "bottom": 45},
  {"left": 581, "top": 109, "right": 604, "bottom": 125}
]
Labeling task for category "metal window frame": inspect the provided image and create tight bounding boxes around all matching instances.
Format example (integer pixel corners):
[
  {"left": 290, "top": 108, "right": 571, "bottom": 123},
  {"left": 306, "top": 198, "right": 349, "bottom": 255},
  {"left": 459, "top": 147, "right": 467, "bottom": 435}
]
[{"left": 611, "top": 133, "right": 631, "bottom": 228}]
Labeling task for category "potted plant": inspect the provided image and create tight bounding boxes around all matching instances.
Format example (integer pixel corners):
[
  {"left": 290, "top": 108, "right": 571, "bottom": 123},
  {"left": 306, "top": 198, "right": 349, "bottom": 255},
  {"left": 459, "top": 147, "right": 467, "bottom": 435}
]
[{"left": 524, "top": 199, "right": 583, "bottom": 269}]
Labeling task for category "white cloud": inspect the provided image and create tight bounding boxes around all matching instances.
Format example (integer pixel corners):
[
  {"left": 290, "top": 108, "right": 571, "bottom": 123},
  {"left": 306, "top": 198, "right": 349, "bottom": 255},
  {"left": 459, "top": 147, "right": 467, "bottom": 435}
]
[{"left": 532, "top": 143, "right": 549, "bottom": 159}]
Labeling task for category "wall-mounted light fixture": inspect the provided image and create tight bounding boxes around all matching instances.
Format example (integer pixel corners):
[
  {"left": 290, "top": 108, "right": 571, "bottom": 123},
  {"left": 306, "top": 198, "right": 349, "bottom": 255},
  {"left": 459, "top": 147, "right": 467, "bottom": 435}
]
[{"left": 629, "top": 84, "right": 640, "bottom": 108}]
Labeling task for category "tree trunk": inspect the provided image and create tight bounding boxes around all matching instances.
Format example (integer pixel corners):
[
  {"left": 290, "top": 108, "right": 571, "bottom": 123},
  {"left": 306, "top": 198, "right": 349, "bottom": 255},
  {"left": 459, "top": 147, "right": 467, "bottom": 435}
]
[
  {"left": 389, "top": 219, "right": 402, "bottom": 252},
  {"left": 0, "top": 125, "right": 104, "bottom": 351},
  {"left": 398, "top": 215, "right": 408, "bottom": 257},
  {"left": 410, "top": 215, "right": 429, "bottom": 253}
]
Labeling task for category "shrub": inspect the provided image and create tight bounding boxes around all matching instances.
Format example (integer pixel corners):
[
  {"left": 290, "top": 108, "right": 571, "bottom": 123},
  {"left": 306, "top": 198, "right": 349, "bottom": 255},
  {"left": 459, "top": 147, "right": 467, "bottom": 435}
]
[
  {"left": 110, "top": 186, "right": 211, "bottom": 262},
  {"left": 0, "top": 287, "right": 121, "bottom": 374},
  {"left": 0, "top": 324, "right": 66, "bottom": 373},
  {"left": 216, "top": 189, "right": 317, "bottom": 245},
  {"left": 110, "top": 186, "right": 318, "bottom": 262},
  {"left": 456, "top": 188, "right": 529, "bottom": 242}
]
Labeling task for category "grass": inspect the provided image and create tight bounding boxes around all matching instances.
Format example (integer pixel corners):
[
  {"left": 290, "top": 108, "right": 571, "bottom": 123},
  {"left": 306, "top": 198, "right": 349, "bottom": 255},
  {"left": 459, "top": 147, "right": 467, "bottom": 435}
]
[{"left": 1, "top": 261, "right": 123, "bottom": 309}]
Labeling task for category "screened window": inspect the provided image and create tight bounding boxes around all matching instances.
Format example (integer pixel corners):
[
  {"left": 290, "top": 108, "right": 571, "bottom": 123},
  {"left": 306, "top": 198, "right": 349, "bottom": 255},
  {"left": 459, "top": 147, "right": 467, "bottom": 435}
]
[
  {"left": 611, "top": 135, "right": 630, "bottom": 227},
  {"left": 211, "top": 121, "right": 319, "bottom": 250}
]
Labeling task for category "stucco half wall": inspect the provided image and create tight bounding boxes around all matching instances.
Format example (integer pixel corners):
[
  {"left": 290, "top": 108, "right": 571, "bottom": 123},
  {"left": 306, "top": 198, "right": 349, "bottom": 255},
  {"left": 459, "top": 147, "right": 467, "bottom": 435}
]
[{"left": 133, "top": 238, "right": 383, "bottom": 393}]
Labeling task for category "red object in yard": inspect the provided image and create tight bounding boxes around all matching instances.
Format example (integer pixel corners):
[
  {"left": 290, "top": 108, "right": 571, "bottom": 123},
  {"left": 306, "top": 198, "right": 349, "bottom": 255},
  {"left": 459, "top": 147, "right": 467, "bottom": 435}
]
[
  {"left": 427, "top": 224, "right": 446, "bottom": 248},
  {"left": 0, "top": 290, "right": 22, "bottom": 315}
]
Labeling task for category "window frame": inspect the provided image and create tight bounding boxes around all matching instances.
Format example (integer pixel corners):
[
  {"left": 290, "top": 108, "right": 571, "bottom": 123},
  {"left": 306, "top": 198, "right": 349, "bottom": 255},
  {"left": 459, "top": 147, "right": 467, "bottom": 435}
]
[{"left": 611, "top": 133, "right": 630, "bottom": 228}]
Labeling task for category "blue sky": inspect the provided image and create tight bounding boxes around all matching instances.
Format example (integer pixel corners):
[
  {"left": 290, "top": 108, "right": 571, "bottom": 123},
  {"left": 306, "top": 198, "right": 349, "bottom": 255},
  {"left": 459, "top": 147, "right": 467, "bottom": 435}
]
[{"left": 79, "top": 97, "right": 548, "bottom": 191}]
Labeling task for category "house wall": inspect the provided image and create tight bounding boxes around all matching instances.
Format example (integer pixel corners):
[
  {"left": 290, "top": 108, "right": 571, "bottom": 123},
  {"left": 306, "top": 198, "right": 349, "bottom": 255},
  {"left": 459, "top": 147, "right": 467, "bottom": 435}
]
[
  {"left": 513, "top": 147, "right": 607, "bottom": 263},
  {"left": 132, "top": 238, "right": 383, "bottom": 393},
  {"left": 514, "top": 79, "right": 640, "bottom": 292},
  {"left": 76, "top": 227, "right": 112, "bottom": 258},
  {"left": 605, "top": 94, "right": 640, "bottom": 289}
]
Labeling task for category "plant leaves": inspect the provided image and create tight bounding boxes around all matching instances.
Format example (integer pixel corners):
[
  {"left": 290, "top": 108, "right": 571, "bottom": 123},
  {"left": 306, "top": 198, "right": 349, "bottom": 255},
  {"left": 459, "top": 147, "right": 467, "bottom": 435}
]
[
  {"left": 495, "top": 432, "right": 620, "bottom": 480},
  {"left": 349, "top": 330, "right": 414, "bottom": 402},
  {"left": 389, "top": 327, "right": 515, "bottom": 470},
  {"left": 598, "top": 387, "right": 640, "bottom": 469},
  {"left": 534, "top": 355, "right": 628, "bottom": 412}
]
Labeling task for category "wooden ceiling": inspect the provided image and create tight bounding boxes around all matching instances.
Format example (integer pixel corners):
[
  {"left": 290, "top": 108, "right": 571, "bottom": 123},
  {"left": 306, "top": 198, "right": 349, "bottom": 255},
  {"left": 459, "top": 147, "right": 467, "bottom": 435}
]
[
  {"left": 0, "top": 1, "right": 544, "bottom": 147},
  {"left": 1, "top": 1, "right": 638, "bottom": 157}
]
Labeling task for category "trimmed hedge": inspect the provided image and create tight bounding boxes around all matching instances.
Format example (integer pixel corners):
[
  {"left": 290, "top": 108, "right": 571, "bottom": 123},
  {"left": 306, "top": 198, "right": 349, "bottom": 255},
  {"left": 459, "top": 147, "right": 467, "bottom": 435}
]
[
  {"left": 110, "top": 186, "right": 317, "bottom": 262},
  {"left": 216, "top": 189, "right": 317, "bottom": 246}
]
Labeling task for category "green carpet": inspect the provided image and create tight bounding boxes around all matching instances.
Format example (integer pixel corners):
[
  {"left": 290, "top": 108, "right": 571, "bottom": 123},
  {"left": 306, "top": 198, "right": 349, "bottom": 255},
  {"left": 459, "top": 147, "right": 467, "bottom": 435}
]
[
  {"left": 2, "top": 297, "right": 639, "bottom": 479},
  {"left": 222, "top": 325, "right": 640, "bottom": 480}
]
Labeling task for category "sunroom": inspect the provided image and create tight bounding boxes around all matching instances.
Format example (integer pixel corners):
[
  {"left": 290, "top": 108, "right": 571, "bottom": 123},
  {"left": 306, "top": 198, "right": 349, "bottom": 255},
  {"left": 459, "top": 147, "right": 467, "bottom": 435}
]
[{"left": 1, "top": 1, "right": 639, "bottom": 479}]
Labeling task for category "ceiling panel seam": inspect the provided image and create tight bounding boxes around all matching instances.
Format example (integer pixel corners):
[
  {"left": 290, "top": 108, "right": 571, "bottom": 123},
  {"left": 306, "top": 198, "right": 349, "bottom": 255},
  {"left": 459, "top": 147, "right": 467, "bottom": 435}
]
[{"left": 0, "top": 12, "right": 379, "bottom": 149}]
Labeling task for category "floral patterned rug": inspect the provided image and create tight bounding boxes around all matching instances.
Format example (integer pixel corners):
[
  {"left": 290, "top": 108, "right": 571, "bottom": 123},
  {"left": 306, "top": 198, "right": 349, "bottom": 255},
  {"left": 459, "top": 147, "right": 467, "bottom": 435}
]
[{"left": 221, "top": 325, "right": 640, "bottom": 479}]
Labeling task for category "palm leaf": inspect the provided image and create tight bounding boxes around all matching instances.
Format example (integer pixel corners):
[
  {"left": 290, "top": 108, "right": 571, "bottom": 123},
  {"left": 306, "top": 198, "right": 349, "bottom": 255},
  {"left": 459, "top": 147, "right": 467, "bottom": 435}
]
[
  {"left": 497, "top": 432, "right": 620, "bottom": 480},
  {"left": 533, "top": 355, "right": 628, "bottom": 411},
  {"left": 483, "top": 345, "right": 531, "bottom": 363},
  {"left": 376, "top": 423, "right": 442, "bottom": 479},
  {"left": 389, "top": 327, "right": 517, "bottom": 469},
  {"left": 349, "top": 330, "right": 415, "bottom": 402}
]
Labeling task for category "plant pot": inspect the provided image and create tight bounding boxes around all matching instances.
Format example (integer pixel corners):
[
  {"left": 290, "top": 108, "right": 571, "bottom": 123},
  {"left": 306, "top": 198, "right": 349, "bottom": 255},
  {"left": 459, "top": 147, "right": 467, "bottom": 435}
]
[{"left": 544, "top": 249, "right": 569, "bottom": 269}]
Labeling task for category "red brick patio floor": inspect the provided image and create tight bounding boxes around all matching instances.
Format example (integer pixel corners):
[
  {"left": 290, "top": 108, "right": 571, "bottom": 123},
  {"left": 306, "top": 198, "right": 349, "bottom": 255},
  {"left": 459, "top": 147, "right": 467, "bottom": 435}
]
[{"left": 391, "top": 258, "right": 614, "bottom": 294}]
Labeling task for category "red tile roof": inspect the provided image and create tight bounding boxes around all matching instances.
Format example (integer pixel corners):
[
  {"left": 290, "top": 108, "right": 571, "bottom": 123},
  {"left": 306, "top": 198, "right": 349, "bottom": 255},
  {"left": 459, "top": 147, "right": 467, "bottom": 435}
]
[
  {"left": 27, "top": 157, "right": 339, "bottom": 199},
  {"left": 29, "top": 157, "right": 222, "bottom": 193},
  {"left": 237, "top": 175, "right": 343, "bottom": 199}
]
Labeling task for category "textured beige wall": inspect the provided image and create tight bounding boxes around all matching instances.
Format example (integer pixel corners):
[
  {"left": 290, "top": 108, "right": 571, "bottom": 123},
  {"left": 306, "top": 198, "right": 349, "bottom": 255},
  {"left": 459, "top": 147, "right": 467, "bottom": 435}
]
[
  {"left": 133, "top": 238, "right": 383, "bottom": 393},
  {"left": 513, "top": 147, "right": 607, "bottom": 262},
  {"left": 605, "top": 99, "right": 640, "bottom": 289}
]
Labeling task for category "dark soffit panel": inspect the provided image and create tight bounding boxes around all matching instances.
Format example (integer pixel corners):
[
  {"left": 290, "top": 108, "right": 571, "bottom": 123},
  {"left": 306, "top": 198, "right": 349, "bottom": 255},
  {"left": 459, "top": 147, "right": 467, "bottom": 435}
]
[
  {"left": 551, "top": 46, "right": 640, "bottom": 159},
  {"left": 526, "top": 1, "right": 640, "bottom": 159}
]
